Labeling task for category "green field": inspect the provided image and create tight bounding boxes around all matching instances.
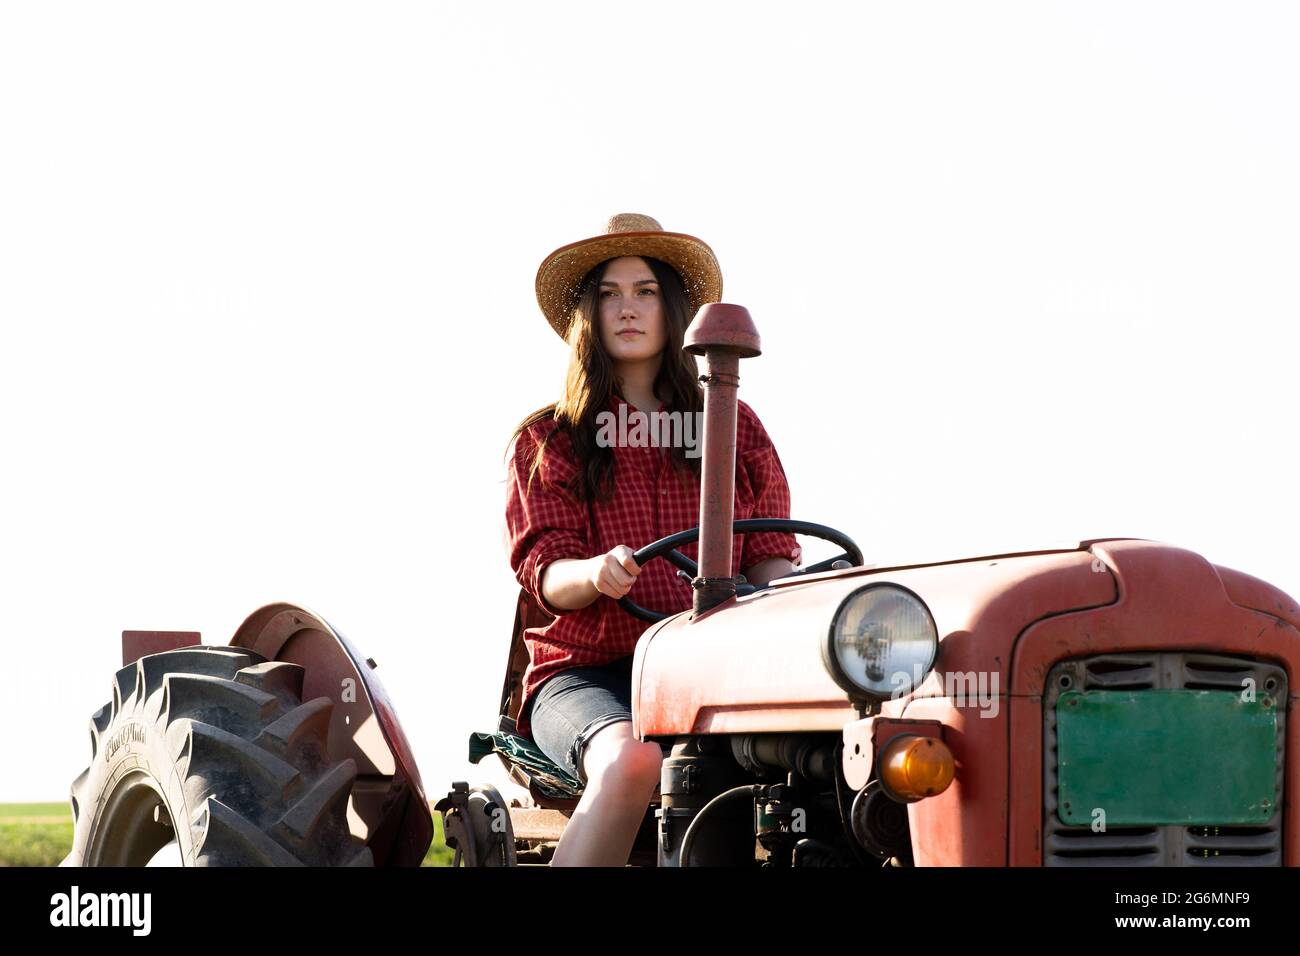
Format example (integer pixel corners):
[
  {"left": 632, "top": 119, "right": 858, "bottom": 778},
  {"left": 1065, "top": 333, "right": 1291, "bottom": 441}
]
[
  {"left": 0, "top": 802, "right": 454, "bottom": 867},
  {"left": 0, "top": 802, "right": 71, "bottom": 821},
  {"left": 0, "top": 803, "right": 73, "bottom": 867}
]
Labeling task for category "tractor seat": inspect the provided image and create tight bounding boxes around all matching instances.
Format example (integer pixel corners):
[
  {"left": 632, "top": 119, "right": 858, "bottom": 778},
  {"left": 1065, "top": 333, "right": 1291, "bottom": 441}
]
[{"left": 468, "top": 715, "right": 584, "bottom": 801}]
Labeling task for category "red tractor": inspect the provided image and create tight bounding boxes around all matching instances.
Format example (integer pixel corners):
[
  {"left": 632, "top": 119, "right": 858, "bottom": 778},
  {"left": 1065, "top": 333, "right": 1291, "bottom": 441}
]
[
  {"left": 442, "top": 304, "right": 1300, "bottom": 867},
  {"left": 63, "top": 303, "right": 1299, "bottom": 867}
]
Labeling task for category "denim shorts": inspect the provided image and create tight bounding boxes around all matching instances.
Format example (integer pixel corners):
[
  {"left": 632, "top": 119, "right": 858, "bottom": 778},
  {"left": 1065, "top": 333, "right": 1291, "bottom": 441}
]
[{"left": 524, "top": 655, "right": 635, "bottom": 786}]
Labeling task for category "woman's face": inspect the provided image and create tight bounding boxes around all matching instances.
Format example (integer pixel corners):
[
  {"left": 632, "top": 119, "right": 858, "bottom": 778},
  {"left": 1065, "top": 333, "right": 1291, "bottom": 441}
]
[{"left": 596, "top": 256, "right": 668, "bottom": 365}]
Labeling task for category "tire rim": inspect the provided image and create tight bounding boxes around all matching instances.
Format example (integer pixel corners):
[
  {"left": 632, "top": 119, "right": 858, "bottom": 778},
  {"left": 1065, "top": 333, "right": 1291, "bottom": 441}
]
[{"left": 85, "top": 771, "right": 180, "bottom": 867}]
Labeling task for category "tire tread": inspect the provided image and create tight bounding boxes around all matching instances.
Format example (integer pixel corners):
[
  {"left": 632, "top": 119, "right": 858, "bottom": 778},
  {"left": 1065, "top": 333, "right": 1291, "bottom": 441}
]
[{"left": 65, "top": 646, "right": 372, "bottom": 867}]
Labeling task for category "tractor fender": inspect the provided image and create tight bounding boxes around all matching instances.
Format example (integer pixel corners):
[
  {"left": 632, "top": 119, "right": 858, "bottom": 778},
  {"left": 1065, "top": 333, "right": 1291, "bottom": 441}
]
[{"left": 225, "top": 602, "right": 432, "bottom": 866}]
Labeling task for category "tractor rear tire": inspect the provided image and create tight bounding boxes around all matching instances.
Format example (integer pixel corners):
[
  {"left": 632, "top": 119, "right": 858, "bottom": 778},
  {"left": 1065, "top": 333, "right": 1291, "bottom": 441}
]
[{"left": 62, "top": 646, "right": 373, "bottom": 867}]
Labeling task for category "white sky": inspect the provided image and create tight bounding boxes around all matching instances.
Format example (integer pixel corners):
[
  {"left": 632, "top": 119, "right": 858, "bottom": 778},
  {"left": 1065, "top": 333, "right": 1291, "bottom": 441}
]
[{"left": 1, "top": 1, "right": 1296, "bottom": 803}]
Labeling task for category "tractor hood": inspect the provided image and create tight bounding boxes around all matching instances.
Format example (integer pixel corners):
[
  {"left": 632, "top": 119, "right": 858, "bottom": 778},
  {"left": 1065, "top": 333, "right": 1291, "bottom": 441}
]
[
  {"left": 631, "top": 539, "right": 1123, "bottom": 738},
  {"left": 631, "top": 536, "right": 1300, "bottom": 738}
]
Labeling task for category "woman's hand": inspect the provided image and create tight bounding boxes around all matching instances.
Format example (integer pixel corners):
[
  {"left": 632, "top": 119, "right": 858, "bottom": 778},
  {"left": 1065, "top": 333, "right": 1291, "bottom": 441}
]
[
  {"left": 540, "top": 546, "right": 641, "bottom": 611},
  {"left": 589, "top": 545, "right": 641, "bottom": 599},
  {"left": 743, "top": 556, "right": 798, "bottom": 588}
]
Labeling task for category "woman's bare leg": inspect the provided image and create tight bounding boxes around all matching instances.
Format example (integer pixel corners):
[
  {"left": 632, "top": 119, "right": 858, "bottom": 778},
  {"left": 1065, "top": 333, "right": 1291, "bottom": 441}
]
[{"left": 549, "top": 721, "right": 663, "bottom": 867}]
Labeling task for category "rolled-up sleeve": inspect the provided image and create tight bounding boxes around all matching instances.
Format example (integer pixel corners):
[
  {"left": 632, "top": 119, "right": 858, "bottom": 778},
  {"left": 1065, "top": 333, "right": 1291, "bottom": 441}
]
[
  {"left": 505, "top": 425, "right": 591, "bottom": 617},
  {"left": 739, "top": 441, "right": 803, "bottom": 570}
]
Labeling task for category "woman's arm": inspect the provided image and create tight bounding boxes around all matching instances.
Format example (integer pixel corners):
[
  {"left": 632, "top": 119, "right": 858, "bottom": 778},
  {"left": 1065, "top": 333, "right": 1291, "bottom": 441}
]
[
  {"left": 541, "top": 546, "right": 642, "bottom": 611},
  {"left": 505, "top": 425, "right": 593, "bottom": 616}
]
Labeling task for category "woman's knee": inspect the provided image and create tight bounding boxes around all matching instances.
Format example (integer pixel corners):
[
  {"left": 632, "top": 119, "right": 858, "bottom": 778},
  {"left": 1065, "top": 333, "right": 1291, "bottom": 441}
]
[{"left": 581, "top": 724, "right": 663, "bottom": 788}]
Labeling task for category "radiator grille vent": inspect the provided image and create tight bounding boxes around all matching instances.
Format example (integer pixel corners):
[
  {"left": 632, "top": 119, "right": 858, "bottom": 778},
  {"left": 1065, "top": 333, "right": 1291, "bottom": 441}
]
[{"left": 1043, "top": 652, "right": 1285, "bottom": 867}]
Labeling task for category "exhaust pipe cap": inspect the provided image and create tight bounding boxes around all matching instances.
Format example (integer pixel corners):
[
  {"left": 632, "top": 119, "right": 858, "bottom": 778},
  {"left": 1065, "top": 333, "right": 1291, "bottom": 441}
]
[{"left": 683, "top": 303, "right": 761, "bottom": 358}]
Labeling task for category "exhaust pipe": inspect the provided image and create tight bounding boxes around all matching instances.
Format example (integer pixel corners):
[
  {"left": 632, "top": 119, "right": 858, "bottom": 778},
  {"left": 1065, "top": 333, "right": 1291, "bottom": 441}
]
[{"left": 682, "top": 302, "right": 761, "bottom": 616}]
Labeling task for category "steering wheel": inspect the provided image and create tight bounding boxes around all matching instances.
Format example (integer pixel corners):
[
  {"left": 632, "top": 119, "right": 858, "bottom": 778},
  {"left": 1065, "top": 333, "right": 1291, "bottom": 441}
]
[{"left": 618, "top": 518, "right": 865, "bottom": 623}]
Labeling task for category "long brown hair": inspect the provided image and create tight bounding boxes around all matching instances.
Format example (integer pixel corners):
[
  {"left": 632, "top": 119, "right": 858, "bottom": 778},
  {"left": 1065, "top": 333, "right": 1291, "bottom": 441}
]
[{"left": 508, "top": 256, "right": 704, "bottom": 503}]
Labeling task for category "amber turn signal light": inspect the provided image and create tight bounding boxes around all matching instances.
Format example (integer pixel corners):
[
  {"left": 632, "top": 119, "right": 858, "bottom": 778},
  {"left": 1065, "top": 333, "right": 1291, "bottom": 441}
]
[{"left": 879, "top": 735, "right": 955, "bottom": 802}]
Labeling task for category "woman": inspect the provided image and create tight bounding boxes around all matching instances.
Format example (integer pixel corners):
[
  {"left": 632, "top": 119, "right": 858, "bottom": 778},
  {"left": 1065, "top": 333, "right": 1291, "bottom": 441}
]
[{"left": 505, "top": 213, "right": 802, "bottom": 866}]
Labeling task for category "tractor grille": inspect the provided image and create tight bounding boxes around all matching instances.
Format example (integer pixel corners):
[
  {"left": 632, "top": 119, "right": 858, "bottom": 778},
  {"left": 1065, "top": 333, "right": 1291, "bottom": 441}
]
[{"left": 1043, "top": 653, "right": 1285, "bottom": 866}]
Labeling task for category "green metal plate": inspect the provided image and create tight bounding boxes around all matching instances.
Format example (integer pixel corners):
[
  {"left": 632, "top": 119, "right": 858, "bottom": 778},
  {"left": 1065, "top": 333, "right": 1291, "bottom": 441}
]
[{"left": 1056, "top": 689, "right": 1278, "bottom": 826}]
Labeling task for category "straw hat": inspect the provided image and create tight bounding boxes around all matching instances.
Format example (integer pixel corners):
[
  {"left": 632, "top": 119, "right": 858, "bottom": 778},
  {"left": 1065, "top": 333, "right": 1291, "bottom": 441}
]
[{"left": 535, "top": 213, "right": 723, "bottom": 341}]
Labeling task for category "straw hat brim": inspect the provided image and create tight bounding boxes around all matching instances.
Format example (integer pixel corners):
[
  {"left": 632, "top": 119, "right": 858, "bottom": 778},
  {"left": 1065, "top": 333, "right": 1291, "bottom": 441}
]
[{"left": 535, "top": 230, "right": 723, "bottom": 341}]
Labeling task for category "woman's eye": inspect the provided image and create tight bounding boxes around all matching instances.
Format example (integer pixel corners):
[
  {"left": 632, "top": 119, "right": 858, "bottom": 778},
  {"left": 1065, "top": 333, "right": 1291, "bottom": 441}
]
[{"left": 600, "top": 287, "right": 655, "bottom": 298}]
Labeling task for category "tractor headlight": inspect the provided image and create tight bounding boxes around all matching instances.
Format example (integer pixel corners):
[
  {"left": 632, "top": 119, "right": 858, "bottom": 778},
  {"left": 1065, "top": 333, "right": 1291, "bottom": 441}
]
[{"left": 823, "top": 585, "right": 938, "bottom": 700}]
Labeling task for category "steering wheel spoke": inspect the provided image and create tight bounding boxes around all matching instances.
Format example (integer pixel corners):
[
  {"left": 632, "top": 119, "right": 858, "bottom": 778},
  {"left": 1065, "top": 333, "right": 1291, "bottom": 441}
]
[
  {"left": 665, "top": 549, "right": 698, "bottom": 577},
  {"left": 797, "top": 551, "right": 855, "bottom": 576}
]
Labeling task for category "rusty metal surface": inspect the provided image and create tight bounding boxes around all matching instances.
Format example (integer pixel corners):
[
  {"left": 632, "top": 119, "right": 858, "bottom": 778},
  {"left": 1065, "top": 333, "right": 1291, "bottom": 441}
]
[
  {"left": 899, "top": 694, "right": 1007, "bottom": 866},
  {"left": 634, "top": 548, "right": 1116, "bottom": 738},
  {"left": 228, "top": 602, "right": 433, "bottom": 866},
  {"left": 508, "top": 806, "right": 570, "bottom": 841},
  {"left": 682, "top": 301, "right": 761, "bottom": 358},
  {"left": 121, "top": 630, "right": 201, "bottom": 667},
  {"left": 684, "top": 302, "right": 764, "bottom": 617},
  {"left": 694, "top": 349, "right": 740, "bottom": 613},
  {"left": 1007, "top": 540, "right": 1300, "bottom": 866},
  {"left": 839, "top": 541, "right": 1300, "bottom": 867},
  {"left": 1215, "top": 563, "right": 1300, "bottom": 631}
]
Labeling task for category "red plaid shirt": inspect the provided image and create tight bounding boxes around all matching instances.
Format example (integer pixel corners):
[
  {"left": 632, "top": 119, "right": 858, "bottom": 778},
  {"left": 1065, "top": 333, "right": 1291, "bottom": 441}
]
[{"left": 504, "top": 392, "right": 802, "bottom": 736}]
